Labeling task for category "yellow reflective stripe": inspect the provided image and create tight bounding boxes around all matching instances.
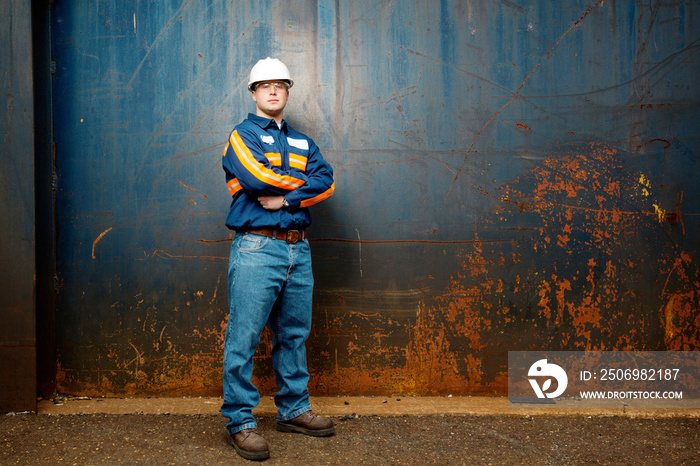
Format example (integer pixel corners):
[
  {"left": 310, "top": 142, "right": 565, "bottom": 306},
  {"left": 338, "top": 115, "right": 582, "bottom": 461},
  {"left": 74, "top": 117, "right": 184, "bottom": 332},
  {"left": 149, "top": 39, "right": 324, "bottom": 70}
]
[
  {"left": 230, "top": 131, "right": 305, "bottom": 190},
  {"left": 300, "top": 182, "right": 335, "bottom": 208},
  {"left": 227, "top": 178, "right": 242, "bottom": 196},
  {"left": 289, "top": 153, "right": 308, "bottom": 171},
  {"left": 265, "top": 152, "right": 282, "bottom": 166}
]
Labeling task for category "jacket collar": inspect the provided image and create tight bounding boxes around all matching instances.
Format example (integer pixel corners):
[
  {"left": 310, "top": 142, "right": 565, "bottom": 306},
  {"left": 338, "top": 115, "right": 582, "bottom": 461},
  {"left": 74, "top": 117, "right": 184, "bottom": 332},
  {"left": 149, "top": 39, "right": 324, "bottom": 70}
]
[{"left": 247, "top": 113, "right": 287, "bottom": 132}]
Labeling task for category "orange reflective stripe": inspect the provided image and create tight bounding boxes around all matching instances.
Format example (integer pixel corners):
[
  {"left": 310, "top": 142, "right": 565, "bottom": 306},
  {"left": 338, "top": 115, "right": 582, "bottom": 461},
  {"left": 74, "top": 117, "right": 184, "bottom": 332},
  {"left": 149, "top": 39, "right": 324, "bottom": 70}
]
[
  {"left": 289, "top": 153, "right": 308, "bottom": 171},
  {"left": 227, "top": 178, "right": 242, "bottom": 196},
  {"left": 229, "top": 131, "right": 305, "bottom": 190},
  {"left": 300, "top": 182, "right": 335, "bottom": 208},
  {"left": 265, "top": 152, "right": 282, "bottom": 166}
]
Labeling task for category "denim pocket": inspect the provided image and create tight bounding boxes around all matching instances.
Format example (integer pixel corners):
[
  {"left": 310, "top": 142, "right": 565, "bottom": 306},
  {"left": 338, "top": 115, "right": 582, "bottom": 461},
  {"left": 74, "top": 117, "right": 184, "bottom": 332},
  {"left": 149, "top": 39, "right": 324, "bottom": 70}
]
[{"left": 237, "top": 233, "right": 268, "bottom": 252}]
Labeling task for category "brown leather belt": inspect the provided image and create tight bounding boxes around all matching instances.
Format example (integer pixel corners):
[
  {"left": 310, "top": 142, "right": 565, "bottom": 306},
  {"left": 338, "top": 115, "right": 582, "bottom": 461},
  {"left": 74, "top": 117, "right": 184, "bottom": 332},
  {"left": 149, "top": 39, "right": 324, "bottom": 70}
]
[{"left": 246, "top": 228, "right": 307, "bottom": 244}]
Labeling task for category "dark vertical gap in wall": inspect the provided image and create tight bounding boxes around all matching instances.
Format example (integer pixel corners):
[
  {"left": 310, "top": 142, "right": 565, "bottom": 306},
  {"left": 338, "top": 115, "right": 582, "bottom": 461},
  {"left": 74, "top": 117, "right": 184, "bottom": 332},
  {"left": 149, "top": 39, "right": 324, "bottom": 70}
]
[{"left": 33, "top": 0, "right": 57, "bottom": 400}]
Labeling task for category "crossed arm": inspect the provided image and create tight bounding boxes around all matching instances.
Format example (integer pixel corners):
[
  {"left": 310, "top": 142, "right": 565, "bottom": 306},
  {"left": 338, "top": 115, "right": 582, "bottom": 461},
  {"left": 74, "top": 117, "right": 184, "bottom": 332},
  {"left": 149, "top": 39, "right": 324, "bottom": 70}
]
[{"left": 223, "top": 128, "right": 335, "bottom": 210}]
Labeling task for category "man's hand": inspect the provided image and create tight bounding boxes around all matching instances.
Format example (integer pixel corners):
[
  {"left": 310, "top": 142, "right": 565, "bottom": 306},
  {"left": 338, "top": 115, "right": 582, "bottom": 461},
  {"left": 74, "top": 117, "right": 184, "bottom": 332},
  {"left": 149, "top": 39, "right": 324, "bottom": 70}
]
[{"left": 257, "top": 195, "right": 286, "bottom": 211}]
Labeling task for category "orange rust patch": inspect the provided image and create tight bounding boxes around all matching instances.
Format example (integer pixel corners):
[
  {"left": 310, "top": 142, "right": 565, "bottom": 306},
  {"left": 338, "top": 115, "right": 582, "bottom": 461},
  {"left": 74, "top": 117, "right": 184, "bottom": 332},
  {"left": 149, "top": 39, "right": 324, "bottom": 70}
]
[{"left": 55, "top": 143, "right": 698, "bottom": 398}]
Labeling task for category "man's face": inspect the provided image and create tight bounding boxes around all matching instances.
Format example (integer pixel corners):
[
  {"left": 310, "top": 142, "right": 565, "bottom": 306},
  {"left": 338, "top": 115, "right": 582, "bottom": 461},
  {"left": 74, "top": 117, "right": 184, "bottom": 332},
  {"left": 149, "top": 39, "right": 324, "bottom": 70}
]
[{"left": 252, "top": 80, "right": 289, "bottom": 120}]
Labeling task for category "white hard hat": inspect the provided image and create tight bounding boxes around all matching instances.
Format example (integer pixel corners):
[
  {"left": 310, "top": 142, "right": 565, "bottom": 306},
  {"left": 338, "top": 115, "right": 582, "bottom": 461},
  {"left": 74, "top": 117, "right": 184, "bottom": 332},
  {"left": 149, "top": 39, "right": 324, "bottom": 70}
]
[{"left": 248, "top": 57, "right": 294, "bottom": 91}]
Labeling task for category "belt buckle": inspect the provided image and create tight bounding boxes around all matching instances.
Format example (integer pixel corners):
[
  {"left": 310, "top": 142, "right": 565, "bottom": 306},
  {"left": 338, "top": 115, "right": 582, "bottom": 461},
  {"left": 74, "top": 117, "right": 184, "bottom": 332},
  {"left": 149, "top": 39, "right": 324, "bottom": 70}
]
[{"left": 286, "top": 230, "right": 301, "bottom": 244}]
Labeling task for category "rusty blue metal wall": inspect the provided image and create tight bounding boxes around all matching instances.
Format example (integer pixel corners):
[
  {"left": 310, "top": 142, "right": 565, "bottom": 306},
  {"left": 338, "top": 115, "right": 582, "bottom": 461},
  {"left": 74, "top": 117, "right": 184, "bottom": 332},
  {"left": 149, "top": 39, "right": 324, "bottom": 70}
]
[
  {"left": 1, "top": 0, "right": 36, "bottom": 412},
  {"left": 50, "top": 0, "right": 700, "bottom": 397}
]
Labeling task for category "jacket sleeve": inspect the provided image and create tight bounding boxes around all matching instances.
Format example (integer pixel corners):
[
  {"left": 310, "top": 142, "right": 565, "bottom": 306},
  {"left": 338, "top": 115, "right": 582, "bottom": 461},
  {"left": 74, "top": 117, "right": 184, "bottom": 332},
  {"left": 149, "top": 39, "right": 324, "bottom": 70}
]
[
  {"left": 223, "top": 127, "right": 308, "bottom": 196},
  {"left": 283, "top": 138, "right": 335, "bottom": 209}
]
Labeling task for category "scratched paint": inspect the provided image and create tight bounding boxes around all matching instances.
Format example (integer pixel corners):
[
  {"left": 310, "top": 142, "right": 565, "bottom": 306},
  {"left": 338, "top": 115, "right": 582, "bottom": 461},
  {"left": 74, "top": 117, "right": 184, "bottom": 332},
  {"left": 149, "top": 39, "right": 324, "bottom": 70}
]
[{"left": 49, "top": 1, "right": 699, "bottom": 396}]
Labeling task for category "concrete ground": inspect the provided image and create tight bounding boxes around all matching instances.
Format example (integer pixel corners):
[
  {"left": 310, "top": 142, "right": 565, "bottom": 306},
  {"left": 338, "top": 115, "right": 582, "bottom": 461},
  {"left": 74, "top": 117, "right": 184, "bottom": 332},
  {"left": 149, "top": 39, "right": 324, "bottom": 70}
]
[{"left": 1, "top": 397, "right": 698, "bottom": 464}]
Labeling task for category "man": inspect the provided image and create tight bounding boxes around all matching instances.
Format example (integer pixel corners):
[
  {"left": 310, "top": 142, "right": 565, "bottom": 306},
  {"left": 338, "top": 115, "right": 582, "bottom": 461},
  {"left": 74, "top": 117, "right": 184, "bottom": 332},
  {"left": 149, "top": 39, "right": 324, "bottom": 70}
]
[{"left": 221, "top": 57, "right": 336, "bottom": 461}]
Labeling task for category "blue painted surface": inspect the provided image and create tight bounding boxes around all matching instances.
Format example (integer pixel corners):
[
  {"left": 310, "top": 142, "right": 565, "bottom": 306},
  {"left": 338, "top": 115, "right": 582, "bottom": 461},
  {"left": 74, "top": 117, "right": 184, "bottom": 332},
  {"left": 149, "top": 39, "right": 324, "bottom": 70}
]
[{"left": 50, "top": 1, "right": 700, "bottom": 395}]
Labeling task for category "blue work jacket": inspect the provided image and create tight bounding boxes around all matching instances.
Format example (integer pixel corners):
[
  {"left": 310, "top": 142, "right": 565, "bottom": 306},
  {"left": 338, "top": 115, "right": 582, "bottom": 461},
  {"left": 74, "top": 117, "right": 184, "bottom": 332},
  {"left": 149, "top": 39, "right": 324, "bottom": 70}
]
[{"left": 222, "top": 113, "right": 335, "bottom": 231}]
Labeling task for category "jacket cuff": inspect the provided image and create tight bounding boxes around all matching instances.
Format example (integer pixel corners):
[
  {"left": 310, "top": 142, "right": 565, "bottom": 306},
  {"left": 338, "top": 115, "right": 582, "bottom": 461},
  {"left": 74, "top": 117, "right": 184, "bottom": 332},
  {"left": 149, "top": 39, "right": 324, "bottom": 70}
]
[{"left": 284, "top": 190, "right": 302, "bottom": 210}]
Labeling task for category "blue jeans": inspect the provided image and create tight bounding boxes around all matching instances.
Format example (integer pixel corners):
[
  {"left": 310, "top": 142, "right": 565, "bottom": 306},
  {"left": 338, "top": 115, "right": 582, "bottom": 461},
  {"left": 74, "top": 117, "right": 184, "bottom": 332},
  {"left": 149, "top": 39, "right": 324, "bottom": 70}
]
[{"left": 221, "top": 232, "right": 313, "bottom": 434}]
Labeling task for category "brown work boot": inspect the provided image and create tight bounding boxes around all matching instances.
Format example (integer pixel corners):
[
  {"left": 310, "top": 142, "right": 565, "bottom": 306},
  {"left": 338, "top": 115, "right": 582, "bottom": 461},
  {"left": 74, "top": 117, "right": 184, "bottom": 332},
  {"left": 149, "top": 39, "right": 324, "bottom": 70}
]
[
  {"left": 228, "top": 428, "right": 270, "bottom": 461},
  {"left": 277, "top": 410, "right": 335, "bottom": 437}
]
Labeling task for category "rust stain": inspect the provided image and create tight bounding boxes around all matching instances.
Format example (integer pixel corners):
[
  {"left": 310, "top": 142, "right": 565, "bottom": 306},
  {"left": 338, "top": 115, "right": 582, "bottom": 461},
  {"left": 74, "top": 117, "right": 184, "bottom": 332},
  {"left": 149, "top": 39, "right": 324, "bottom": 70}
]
[
  {"left": 516, "top": 122, "right": 530, "bottom": 130},
  {"left": 495, "top": 142, "right": 699, "bottom": 352},
  {"left": 637, "top": 138, "right": 672, "bottom": 150},
  {"left": 660, "top": 253, "right": 699, "bottom": 350},
  {"left": 177, "top": 179, "right": 195, "bottom": 190},
  {"left": 664, "top": 297, "right": 676, "bottom": 340},
  {"left": 91, "top": 227, "right": 113, "bottom": 259}
]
